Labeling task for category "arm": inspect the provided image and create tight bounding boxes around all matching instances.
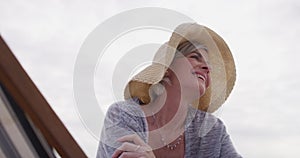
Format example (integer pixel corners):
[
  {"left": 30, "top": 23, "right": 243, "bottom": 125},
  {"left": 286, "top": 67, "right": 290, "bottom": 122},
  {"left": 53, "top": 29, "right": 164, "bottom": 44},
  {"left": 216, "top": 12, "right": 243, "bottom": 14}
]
[{"left": 96, "top": 101, "right": 147, "bottom": 158}]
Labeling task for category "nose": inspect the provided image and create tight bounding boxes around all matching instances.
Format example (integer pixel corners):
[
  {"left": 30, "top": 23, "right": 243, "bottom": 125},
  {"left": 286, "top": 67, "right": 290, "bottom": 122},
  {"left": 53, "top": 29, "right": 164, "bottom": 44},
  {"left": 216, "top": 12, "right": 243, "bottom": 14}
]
[{"left": 200, "top": 63, "right": 210, "bottom": 74}]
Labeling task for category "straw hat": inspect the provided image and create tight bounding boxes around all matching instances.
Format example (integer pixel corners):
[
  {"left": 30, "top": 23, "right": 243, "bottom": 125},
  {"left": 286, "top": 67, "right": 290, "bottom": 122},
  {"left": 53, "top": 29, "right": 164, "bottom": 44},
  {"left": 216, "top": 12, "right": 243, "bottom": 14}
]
[{"left": 124, "top": 23, "right": 236, "bottom": 113}]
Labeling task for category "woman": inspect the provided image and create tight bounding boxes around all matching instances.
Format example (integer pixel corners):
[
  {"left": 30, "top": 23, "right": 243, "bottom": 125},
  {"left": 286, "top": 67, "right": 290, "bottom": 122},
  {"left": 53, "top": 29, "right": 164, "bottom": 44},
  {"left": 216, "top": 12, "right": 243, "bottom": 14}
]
[{"left": 97, "top": 23, "right": 242, "bottom": 158}]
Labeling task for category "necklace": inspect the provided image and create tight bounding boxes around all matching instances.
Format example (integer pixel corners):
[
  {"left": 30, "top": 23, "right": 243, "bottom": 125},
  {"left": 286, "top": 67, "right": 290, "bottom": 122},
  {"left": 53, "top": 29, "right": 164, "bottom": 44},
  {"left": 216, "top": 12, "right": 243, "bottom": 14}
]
[{"left": 151, "top": 112, "right": 184, "bottom": 150}]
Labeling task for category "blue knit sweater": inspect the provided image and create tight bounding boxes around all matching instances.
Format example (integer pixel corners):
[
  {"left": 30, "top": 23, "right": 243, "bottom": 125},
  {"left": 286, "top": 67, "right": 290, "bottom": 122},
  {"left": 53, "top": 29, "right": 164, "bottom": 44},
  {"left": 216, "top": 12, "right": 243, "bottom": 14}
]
[{"left": 97, "top": 99, "right": 242, "bottom": 158}]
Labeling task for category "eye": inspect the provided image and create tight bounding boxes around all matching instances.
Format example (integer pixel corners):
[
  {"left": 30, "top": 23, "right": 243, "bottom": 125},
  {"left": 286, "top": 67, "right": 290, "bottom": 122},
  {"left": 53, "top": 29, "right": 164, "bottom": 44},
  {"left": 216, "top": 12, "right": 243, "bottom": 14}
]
[
  {"left": 189, "top": 53, "right": 202, "bottom": 61},
  {"left": 190, "top": 55, "right": 198, "bottom": 60}
]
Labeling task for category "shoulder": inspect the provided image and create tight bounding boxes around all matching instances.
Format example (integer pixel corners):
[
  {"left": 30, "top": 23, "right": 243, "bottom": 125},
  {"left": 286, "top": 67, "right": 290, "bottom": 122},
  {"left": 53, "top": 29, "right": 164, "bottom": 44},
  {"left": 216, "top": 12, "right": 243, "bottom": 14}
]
[
  {"left": 186, "top": 107, "right": 242, "bottom": 157},
  {"left": 104, "top": 99, "right": 146, "bottom": 132},
  {"left": 106, "top": 99, "right": 144, "bottom": 119}
]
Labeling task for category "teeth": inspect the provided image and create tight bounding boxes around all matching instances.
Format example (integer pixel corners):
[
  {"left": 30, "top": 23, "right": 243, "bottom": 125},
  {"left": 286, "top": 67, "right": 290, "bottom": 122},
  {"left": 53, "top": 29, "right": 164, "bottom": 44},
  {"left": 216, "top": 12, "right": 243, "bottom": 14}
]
[
  {"left": 192, "top": 72, "right": 205, "bottom": 81},
  {"left": 197, "top": 74, "right": 205, "bottom": 80}
]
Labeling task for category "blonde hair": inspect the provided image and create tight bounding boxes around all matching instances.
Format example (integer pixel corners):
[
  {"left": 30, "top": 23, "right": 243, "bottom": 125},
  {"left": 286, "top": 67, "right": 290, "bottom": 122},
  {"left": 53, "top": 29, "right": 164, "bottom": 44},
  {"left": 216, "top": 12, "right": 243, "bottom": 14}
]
[{"left": 175, "top": 41, "right": 208, "bottom": 57}]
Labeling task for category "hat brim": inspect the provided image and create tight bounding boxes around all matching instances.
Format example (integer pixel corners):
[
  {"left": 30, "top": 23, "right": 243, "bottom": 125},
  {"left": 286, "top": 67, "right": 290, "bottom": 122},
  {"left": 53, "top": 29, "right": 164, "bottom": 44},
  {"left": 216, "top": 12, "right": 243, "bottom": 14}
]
[{"left": 124, "top": 23, "right": 236, "bottom": 113}]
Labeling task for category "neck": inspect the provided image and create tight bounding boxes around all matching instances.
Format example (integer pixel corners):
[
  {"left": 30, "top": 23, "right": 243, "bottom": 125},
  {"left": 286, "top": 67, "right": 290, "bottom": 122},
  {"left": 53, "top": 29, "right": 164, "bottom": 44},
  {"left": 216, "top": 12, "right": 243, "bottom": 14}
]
[{"left": 142, "top": 84, "right": 190, "bottom": 131}]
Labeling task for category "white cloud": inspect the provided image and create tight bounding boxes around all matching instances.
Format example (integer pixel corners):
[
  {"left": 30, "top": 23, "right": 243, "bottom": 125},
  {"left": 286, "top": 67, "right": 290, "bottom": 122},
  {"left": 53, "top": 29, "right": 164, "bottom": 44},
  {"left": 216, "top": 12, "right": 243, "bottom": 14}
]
[{"left": 1, "top": 0, "right": 300, "bottom": 157}]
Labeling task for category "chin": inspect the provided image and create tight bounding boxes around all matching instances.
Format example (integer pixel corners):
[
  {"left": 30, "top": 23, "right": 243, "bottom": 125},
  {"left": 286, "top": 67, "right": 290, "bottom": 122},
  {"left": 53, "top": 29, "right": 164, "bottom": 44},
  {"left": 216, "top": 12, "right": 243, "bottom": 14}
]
[
  {"left": 185, "top": 87, "right": 206, "bottom": 101},
  {"left": 197, "top": 85, "right": 206, "bottom": 97}
]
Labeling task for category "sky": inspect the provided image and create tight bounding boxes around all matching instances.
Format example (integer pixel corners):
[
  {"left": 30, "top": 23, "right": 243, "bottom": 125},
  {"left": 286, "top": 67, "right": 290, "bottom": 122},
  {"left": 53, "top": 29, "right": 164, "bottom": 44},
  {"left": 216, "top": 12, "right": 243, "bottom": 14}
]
[{"left": 1, "top": 0, "right": 300, "bottom": 157}]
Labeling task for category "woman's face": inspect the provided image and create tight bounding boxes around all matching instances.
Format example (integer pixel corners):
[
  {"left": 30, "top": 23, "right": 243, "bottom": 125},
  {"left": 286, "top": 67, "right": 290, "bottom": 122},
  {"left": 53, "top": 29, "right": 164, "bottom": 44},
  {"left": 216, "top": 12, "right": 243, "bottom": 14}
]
[{"left": 168, "top": 49, "right": 211, "bottom": 99}]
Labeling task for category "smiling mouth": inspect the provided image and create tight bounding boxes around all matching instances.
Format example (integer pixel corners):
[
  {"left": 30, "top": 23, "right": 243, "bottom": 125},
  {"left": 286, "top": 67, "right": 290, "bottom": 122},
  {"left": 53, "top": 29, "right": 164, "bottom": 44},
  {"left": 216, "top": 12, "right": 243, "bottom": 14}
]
[{"left": 192, "top": 72, "right": 205, "bottom": 81}]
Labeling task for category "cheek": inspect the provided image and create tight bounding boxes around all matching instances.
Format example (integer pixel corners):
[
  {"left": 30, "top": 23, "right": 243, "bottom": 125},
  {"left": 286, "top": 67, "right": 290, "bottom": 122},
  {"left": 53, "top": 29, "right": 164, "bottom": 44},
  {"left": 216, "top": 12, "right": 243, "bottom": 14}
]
[
  {"left": 168, "top": 67, "right": 193, "bottom": 86},
  {"left": 175, "top": 66, "right": 192, "bottom": 79},
  {"left": 169, "top": 60, "right": 191, "bottom": 75}
]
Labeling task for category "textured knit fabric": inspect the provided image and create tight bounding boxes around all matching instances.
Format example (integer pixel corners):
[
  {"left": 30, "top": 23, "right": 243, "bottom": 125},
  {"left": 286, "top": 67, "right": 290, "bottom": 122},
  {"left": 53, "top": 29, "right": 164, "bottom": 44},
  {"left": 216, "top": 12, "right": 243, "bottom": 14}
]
[{"left": 96, "top": 99, "right": 242, "bottom": 158}]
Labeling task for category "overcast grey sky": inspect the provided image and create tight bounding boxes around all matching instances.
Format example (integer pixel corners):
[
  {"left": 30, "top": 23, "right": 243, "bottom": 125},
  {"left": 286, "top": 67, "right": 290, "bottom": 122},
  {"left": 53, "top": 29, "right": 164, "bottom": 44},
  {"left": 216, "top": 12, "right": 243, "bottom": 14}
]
[{"left": 1, "top": 0, "right": 300, "bottom": 157}]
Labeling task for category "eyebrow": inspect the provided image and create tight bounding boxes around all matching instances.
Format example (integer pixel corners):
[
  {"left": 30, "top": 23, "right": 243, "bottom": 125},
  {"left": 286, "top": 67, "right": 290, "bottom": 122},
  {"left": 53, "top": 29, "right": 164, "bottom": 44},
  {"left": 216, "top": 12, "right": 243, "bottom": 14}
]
[
  {"left": 175, "top": 48, "right": 207, "bottom": 58},
  {"left": 190, "top": 51, "right": 203, "bottom": 58}
]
